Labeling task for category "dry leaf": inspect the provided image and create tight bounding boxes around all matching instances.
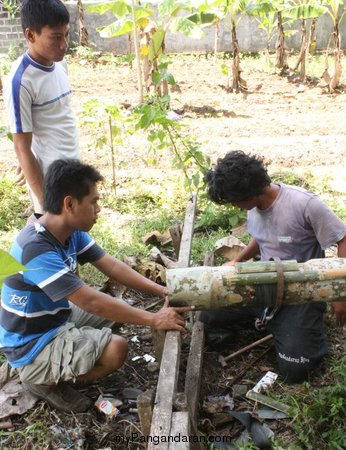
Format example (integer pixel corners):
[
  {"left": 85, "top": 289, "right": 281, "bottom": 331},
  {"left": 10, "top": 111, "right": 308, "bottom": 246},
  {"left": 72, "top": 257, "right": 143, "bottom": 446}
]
[{"left": 214, "top": 236, "right": 246, "bottom": 260}]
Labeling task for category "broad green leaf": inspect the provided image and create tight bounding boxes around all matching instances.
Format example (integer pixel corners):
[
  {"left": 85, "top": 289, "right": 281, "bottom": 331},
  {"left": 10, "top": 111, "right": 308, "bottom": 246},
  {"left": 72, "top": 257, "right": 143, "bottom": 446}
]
[
  {"left": 171, "top": 17, "right": 205, "bottom": 38},
  {"left": 159, "top": 0, "right": 191, "bottom": 17},
  {"left": 148, "top": 29, "right": 165, "bottom": 62},
  {"left": 84, "top": 0, "right": 131, "bottom": 17},
  {"left": 138, "top": 107, "right": 158, "bottom": 129},
  {"left": 186, "top": 11, "right": 218, "bottom": 25},
  {"left": 97, "top": 18, "right": 133, "bottom": 37},
  {"left": 0, "top": 249, "right": 26, "bottom": 287},
  {"left": 164, "top": 72, "right": 176, "bottom": 85},
  {"left": 152, "top": 71, "right": 162, "bottom": 85},
  {"left": 284, "top": 4, "right": 328, "bottom": 20}
]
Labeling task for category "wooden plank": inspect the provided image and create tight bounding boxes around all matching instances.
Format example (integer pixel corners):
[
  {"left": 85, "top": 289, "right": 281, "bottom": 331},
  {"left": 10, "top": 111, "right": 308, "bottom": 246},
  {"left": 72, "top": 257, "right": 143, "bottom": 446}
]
[
  {"left": 148, "top": 332, "right": 181, "bottom": 450},
  {"left": 169, "top": 224, "right": 182, "bottom": 259},
  {"left": 137, "top": 389, "right": 155, "bottom": 441},
  {"left": 177, "top": 193, "right": 197, "bottom": 268},
  {"left": 184, "top": 250, "right": 213, "bottom": 428},
  {"left": 168, "top": 412, "right": 190, "bottom": 450},
  {"left": 184, "top": 320, "right": 204, "bottom": 426},
  {"left": 148, "top": 194, "right": 197, "bottom": 449}
]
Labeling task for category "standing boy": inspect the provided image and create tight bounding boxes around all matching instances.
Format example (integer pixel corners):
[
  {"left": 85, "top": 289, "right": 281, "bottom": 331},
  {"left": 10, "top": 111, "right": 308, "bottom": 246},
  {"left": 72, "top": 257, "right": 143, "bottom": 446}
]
[{"left": 4, "top": 0, "right": 78, "bottom": 215}]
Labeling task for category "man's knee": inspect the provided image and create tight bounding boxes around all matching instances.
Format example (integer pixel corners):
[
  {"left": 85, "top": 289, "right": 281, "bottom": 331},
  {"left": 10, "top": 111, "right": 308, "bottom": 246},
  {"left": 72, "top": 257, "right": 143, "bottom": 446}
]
[
  {"left": 101, "top": 335, "right": 128, "bottom": 372},
  {"left": 275, "top": 340, "right": 326, "bottom": 384}
]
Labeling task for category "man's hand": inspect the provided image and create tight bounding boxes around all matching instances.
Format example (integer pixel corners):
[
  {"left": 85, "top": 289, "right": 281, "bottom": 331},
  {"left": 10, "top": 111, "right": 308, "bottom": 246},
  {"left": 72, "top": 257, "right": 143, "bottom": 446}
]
[
  {"left": 330, "top": 302, "right": 346, "bottom": 327},
  {"left": 151, "top": 297, "right": 195, "bottom": 332},
  {"left": 16, "top": 165, "right": 25, "bottom": 186},
  {"left": 223, "top": 260, "right": 236, "bottom": 267}
]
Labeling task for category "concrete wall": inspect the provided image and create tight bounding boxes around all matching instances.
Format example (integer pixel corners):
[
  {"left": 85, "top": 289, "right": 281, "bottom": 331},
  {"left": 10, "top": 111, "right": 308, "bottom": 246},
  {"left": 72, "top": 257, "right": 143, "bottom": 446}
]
[
  {"left": 0, "top": 5, "right": 25, "bottom": 53},
  {"left": 0, "top": 2, "right": 345, "bottom": 55}
]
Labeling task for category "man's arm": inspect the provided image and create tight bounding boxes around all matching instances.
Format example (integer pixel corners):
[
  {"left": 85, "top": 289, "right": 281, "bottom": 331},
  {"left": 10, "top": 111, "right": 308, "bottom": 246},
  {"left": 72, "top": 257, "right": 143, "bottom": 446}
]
[
  {"left": 224, "top": 237, "right": 260, "bottom": 266},
  {"left": 331, "top": 234, "right": 346, "bottom": 326},
  {"left": 13, "top": 132, "right": 44, "bottom": 208},
  {"left": 67, "top": 284, "right": 193, "bottom": 332},
  {"left": 93, "top": 254, "right": 167, "bottom": 298}
]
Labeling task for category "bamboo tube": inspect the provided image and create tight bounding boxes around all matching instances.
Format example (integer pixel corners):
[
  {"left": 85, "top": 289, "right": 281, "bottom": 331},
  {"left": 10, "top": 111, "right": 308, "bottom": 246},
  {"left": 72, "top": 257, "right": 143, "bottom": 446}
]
[{"left": 166, "top": 258, "right": 346, "bottom": 309}]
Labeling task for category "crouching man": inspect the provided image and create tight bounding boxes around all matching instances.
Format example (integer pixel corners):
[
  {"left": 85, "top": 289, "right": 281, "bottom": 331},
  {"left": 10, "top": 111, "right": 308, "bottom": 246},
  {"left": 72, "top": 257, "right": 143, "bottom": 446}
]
[
  {"left": 0, "top": 159, "right": 193, "bottom": 412},
  {"left": 201, "top": 151, "right": 346, "bottom": 383}
]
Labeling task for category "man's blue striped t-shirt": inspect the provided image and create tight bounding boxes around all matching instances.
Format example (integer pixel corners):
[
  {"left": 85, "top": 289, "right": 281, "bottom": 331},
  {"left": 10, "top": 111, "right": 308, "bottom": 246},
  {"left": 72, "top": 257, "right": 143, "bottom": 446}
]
[{"left": 0, "top": 222, "right": 105, "bottom": 368}]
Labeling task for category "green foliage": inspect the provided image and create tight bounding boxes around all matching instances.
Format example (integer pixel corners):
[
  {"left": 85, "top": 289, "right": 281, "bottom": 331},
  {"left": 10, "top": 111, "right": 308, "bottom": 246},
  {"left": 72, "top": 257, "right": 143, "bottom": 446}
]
[
  {"left": 81, "top": 99, "right": 129, "bottom": 193},
  {"left": 0, "top": 248, "right": 26, "bottom": 287},
  {"left": 288, "top": 355, "right": 346, "bottom": 449},
  {"left": 0, "top": 177, "right": 28, "bottom": 231},
  {"left": 69, "top": 43, "right": 101, "bottom": 60},
  {"left": 133, "top": 95, "right": 211, "bottom": 190},
  {"left": 1, "top": 0, "right": 20, "bottom": 18},
  {"left": 0, "top": 404, "right": 54, "bottom": 448},
  {"left": 196, "top": 201, "right": 247, "bottom": 231}
]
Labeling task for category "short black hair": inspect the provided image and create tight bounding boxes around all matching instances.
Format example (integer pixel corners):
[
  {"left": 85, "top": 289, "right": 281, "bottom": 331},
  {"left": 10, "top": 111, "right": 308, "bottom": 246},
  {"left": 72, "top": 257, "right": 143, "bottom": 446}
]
[
  {"left": 43, "top": 159, "right": 104, "bottom": 214},
  {"left": 21, "top": 0, "right": 69, "bottom": 33},
  {"left": 205, "top": 151, "right": 271, "bottom": 204}
]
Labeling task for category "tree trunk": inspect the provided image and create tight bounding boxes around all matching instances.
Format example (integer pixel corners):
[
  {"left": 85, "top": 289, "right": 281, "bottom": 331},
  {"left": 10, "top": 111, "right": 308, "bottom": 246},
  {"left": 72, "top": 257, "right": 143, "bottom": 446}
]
[
  {"left": 77, "top": 0, "right": 89, "bottom": 47},
  {"left": 275, "top": 12, "right": 287, "bottom": 71},
  {"left": 292, "top": 19, "right": 307, "bottom": 82},
  {"left": 323, "top": 28, "right": 342, "bottom": 93},
  {"left": 231, "top": 20, "right": 246, "bottom": 92},
  {"left": 308, "top": 18, "right": 317, "bottom": 55},
  {"left": 131, "top": 0, "right": 144, "bottom": 103},
  {"left": 214, "top": 20, "right": 220, "bottom": 61},
  {"left": 167, "top": 258, "right": 346, "bottom": 309}
]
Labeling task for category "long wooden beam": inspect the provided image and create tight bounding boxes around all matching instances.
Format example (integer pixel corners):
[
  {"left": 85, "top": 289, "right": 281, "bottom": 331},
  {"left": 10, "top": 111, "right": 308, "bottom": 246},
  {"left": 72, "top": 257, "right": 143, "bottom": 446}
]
[{"left": 148, "top": 194, "right": 197, "bottom": 450}]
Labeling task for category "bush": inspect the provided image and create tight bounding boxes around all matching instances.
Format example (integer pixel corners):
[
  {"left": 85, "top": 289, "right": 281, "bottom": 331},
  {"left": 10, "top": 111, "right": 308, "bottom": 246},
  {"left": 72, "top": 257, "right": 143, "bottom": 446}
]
[{"left": 0, "top": 177, "right": 28, "bottom": 231}]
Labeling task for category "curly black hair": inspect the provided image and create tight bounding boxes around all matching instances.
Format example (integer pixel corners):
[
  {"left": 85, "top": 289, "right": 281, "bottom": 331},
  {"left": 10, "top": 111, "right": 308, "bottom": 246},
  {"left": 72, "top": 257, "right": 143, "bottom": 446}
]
[{"left": 205, "top": 151, "right": 271, "bottom": 204}]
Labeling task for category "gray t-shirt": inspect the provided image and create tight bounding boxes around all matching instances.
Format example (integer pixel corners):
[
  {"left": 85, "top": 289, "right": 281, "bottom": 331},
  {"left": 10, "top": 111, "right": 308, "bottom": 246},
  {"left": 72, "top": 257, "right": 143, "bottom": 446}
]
[{"left": 247, "top": 183, "right": 346, "bottom": 262}]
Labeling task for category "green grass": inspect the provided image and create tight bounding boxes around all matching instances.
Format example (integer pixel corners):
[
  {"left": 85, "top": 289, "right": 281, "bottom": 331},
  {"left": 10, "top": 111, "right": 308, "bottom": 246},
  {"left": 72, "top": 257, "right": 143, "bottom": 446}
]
[
  {"left": 285, "top": 354, "right": 346, "bottom": 449},
  {"left": 0, "top": 177, "right": 28, "bottom": 231}
]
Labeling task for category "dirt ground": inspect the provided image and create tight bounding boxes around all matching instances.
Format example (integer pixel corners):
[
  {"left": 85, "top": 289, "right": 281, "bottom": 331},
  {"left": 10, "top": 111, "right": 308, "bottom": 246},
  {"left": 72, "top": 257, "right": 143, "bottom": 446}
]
[{"left": 0, "top": 53, "right": 345, "bottom": 449}]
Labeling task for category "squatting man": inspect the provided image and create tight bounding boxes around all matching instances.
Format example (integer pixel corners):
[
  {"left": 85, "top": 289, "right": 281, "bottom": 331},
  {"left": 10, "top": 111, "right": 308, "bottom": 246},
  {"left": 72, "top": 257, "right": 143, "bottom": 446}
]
[
  {"left": 0, "top": 159, "right": 194, "bottom": 412},
  {"left": 201, "top": 151, "right": 346, "bottom": 384}
]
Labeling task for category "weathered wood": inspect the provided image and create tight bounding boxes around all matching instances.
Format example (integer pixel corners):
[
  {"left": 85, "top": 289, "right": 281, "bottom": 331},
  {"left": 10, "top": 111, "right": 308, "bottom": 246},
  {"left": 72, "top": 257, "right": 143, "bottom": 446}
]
[
  {"left": 169, "top": 412, "right": 190, "bottom": 450},
  {"left": 137, "top": 389, "right": 155, "bottom": 442},
  {"left": 149, "top": 194, "right": 197, "bottom": 449},
  {"left": 148, "top": 332, "right": 181, "bottom": 450},
  {"left": 184, "top": 250, "right": 212, "bottom": 434},
  {"left": 169, "top": 224, "right": 182, "bottom": 259},
  {"left": 246, "top": 390, "right": 290, "bottom": 414},
  {"left": 177, "top": 194, "right": 197, "bottom": 268},
  {"left": 167, "top": 258, "right": 346, "bottom": 309},
  {"left": 184, "top": 320, "right": 204, "bottom": 426},
  {"left": 151, "top": 329, "right": 166, "bottom": 364}
]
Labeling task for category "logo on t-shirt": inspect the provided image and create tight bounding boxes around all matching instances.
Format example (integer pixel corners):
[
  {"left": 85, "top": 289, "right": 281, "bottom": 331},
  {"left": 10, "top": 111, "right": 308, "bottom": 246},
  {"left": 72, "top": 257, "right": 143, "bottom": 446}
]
[
  {"left": 9, "top": 294, "right": 28, "bottom": 306},
  {"left": 278, "top": 236, "right": 292, "bottom": 243}
]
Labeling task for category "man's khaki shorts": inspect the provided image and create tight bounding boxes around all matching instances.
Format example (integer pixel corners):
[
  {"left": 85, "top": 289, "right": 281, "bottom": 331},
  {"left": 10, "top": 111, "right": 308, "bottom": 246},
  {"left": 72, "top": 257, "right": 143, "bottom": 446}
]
[{"left": 17, "top": 303, "right": 113, "bottom": 385}]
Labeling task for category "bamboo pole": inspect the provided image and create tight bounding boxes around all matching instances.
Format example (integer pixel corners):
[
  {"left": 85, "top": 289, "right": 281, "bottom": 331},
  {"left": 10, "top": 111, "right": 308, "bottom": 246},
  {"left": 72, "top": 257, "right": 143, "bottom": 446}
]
[{"left": 167, "top": 258, "right": 346, "bottom": 309}]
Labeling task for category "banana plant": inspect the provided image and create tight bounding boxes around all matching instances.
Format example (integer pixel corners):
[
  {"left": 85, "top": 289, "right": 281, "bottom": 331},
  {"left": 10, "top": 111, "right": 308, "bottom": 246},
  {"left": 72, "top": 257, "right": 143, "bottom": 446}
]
[
  {"left": 249, "top": 0, "right": 293, "bottom": 71},
  {"left": 322, "top": 0, "right": 346, "bottom": 91},
  {"left": 77, "top": 0, "right": 89, "bottom": 46},
  {"left": 193, "top": 0, "right": 255, "bottom": 93},
  {"left": 285, "top": 0, "right": 327, "bottom": 81},
  {"left": 85, "top": 0, "right": 206, "bottom": 100},
  {"left": 248, "top": 0, "right": 279, "bottom": 66}
]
